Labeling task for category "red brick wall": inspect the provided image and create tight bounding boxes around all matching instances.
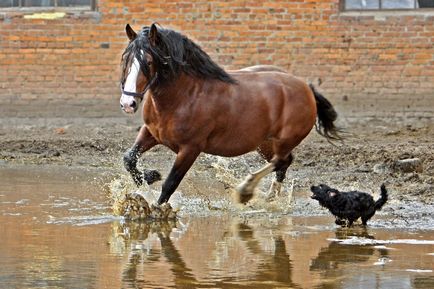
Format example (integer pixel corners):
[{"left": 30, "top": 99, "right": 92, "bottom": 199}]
[{"left": 0, "top": 0, "right": 433, "bottom": 113}]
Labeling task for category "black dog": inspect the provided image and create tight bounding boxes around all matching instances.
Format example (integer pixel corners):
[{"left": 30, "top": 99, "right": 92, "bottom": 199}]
[{"left": 310, "top": 184, "right": 388, "bottom": 227}]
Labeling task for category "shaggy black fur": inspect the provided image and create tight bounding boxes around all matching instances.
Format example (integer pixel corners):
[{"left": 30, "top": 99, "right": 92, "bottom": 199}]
[
  {"left": 121, "top": 23, "right": 236, "bottom": 91},
  {"left": 310, "top": 184, "right": 388, "bottom": 227}
]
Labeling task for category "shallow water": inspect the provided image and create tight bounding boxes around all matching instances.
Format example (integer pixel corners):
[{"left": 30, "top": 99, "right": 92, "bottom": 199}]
[{"left": 0, "top": 166, "right": 433, "bottom": 289}]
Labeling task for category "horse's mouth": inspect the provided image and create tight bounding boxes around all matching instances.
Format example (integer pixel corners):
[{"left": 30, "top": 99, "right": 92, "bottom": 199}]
[{"left": 122, "top": 106, "right": 137, "bottom": 114}]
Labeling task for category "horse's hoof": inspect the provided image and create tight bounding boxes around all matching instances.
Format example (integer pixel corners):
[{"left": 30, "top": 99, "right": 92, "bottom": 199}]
[
  {"left": 238, "top": 192, "right": 253, "bottom": 204},
  {"left": 132, "top": 174, "right": 143, "bottom": 187},
  {"left": 150, "top": 203, "right": 175, "bottom": 219},
  {"left": 144, "top": 169, "right": 162, "bottom": 185},
  {"left": 236, "top": 185, "right": 254, "bottom": 204},
  {"left": 150, "top": 204, "right": 163, "bottom": 219},
  {"left": 236, "top": 178, "right": 255, "bottom": 204}
]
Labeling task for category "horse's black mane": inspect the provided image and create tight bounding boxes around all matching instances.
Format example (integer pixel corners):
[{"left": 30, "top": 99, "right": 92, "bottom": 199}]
[{"left": 121, "top": 24, "right": 236, "bottom": 87}]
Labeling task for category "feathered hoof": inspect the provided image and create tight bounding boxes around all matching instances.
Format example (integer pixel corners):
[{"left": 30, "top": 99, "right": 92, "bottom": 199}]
[
  {"left": 237, "top": 193, "right": 253, "bottom": 204},
  {"left": 143, "top": 169, "right": 162, "bottom": 185},
  {"left": 236, "top": 180, "right": 256, "bottom": 204}
]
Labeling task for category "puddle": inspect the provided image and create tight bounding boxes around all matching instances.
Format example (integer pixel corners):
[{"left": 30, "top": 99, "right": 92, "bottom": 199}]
[{"left": 0, "top": 165, "right": 433, "bottom": 289}]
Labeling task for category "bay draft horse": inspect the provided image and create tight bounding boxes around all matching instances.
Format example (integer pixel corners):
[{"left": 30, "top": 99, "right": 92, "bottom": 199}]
[{"left": 119, "top": 23, "right": 340, "bottom": 205}]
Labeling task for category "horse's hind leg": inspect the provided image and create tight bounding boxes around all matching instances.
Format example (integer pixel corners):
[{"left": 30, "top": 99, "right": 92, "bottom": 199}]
[
  {"left": 238, "top": 136, "right": 301, "bottom": 204},
  {"left": 269, "top": 154, "right": 293, "bottom": 201},
  {"left": 257, "top": 141, "right": 293, "bottom": 201},
  {"left": 123, "top": 126, "right": 160, "bottom": 186},
  {"left": 236, "top": 162, "right": 275, "bottom": 204}
]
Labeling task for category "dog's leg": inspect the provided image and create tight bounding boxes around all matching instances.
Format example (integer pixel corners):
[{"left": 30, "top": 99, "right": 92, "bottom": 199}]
[
  {"left": 362, "top": 210, "right": 376, "bottom": 226},
  {"left": 335, "top": 218, "right": 346, "bottom": 226},
  {"left": 362, "top": 215, "right": 372, "bottom": 226}
]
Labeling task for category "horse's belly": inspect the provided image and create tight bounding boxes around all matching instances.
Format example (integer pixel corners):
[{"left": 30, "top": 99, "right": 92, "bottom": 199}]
[
  {"left": 204, "top": 133, "right": 266, "bottom": 157},
  {"left": 203, "top": 147, "right": 255, "bottom": 157}
]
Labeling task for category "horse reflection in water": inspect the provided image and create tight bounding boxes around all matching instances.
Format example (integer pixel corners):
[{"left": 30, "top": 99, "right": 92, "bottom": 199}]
[
  {"left": 236, "top": 223, "right": 299, "bottom": 288},
  {"left": 117, "top": 221, "right": 297, "bottom": 289},
  {"left": 118, "top": 221, "right": 198, "bottom": 288},
  {"left": 119, "top": 23, "right": 341, "bottom": 206}
]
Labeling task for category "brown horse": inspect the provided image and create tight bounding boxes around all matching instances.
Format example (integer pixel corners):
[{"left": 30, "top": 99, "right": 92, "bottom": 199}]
[{"left": 120, "top": 23, "right": 340, "bottom": 205}]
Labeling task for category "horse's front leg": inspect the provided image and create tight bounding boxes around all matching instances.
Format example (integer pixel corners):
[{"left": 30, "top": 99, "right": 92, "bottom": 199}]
[
  {"left": 157, "top": 146, "right": 200, "bottom": 205},
  {"left": 123, "top": 126, "right": 160, "bottom": 186}
]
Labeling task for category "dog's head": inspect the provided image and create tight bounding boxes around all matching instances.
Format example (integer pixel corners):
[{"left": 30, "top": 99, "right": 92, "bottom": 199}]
[{"left": 310, "top": 184, "right": 339, "bottom": 205}]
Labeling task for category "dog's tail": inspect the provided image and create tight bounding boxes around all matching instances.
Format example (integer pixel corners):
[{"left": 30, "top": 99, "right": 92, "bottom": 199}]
[{"left": 374, "top": 184, "right": 388, "bottom": 211}]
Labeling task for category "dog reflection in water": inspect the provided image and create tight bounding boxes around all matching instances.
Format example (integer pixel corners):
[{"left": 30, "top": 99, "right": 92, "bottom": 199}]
[
  {"left": 310, "top": 184, "right": 388, "bottom": 227},
  {"left": 310, "top": 227, "right": 389, "bottom": 272}
]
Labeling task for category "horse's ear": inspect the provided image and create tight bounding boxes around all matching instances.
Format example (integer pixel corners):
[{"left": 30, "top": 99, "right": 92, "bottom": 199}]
[
  {"left": 125, "top": 24, "right": 137, "bottom": 41},
  {"left": 149, "top": 23, "right": 159, "bottom": 46}
]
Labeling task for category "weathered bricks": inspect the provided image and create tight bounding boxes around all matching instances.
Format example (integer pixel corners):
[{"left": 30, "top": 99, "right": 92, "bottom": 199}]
[{"left": 0, "top": 0, "right": 432, "bottom": 113}]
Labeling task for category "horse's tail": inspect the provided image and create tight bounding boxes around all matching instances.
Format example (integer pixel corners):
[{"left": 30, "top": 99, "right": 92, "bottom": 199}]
[
  {"left": 309, "top": 84, "right": 342, "bottom": 141},
  {"left": 374, "top": 184, "right": 388, "bottom": 211}
]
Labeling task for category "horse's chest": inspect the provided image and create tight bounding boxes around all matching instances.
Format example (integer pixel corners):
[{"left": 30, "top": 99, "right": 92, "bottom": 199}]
[
  {"left": 142, "top": 100, "right": 208, "bottom": 151},
  {"left": 146, "top": 119, "right": 171, "bottom": 141},
  {"left": 144, "top": 113, "right": 183, "bottom": 150}
]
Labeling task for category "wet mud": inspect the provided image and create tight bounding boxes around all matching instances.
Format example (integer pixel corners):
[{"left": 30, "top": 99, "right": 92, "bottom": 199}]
[{"left": 2, "top": 112, "right": 433, "bottom": 221}]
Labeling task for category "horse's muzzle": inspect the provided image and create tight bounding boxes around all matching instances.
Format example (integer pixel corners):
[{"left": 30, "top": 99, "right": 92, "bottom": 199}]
[{"left": 120, "top": 98, "right": 138, "bottom": 114}]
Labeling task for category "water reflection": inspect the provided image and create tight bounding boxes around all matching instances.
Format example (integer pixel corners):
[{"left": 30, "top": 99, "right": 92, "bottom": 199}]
[
  {"left": 309, "top": 228, "right": 417, "bottom": 288},
  {"left": 116, "top": 220, "right": 198, "bottom": 288},
  {"left": 236, "top": 223, "right": 298, "bottom": 288},
  {"left": 1, "top": 167, "right": 433, "bottom": 289},
  {"left": 310, "top": 228, "right": 382, "bottom": 271},
  {"left": 113, "top": 220, "right": 299, "bottom": 289}
]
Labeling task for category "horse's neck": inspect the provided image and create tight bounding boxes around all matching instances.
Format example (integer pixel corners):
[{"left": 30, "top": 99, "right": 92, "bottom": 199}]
[{"left": 150, "top": 73, "right": 200, "bottom": 111}]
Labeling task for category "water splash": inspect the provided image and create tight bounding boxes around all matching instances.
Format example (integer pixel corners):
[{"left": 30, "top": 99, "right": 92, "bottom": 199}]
[
  {"left": 107, "top": 172, "right": 296, "bottom": 218},
  {"left": 405, "top": 269, "right": 433, "bottom": 273},
  {"left": 47, "top": 215, "right": 120, "bottom": 226},
  {"left": 328, "top": 237, "right": 434, "bottom": 245}
]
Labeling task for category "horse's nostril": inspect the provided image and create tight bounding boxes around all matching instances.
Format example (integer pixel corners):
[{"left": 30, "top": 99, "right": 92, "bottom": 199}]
[
  {"left": 131, "top": 100, "right": 136, "bottom": 109},
  {"left": 120, "top": 103, "right": 124, "bottom": 109}
]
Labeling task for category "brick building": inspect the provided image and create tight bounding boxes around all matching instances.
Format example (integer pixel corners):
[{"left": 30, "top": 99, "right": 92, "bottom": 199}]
[{"left": 0, "top": 0, "right": 433, "bottom": 116}]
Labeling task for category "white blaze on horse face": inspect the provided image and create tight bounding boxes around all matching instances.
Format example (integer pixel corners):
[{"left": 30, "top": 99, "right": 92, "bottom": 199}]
[{"left": 120, "top": 57, "right": 140, "bottom": 114}]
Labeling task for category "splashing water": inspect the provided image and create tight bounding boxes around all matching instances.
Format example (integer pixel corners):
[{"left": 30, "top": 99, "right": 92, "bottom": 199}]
[
  {"left": 107, "top": 176, "right": 179, "bottom": 220},
  {"left": 328, "top": 237, "right": 434, "bottom": 246},
  {"left": 108, "top": 156, "right": 299, "bottom": 218}
]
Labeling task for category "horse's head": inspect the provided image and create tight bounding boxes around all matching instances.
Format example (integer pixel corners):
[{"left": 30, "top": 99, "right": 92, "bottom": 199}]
[
  {"left": 119, "top": 24, "right": 159, "bottom": 114},
  {"left": 119, "top": 23, "right": 235, "bottom": 114}
]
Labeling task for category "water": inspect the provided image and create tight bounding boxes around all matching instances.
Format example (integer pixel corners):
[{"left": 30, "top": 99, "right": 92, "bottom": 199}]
[{"left": 0, "top": 166, "right": 433, "bottom": 289}]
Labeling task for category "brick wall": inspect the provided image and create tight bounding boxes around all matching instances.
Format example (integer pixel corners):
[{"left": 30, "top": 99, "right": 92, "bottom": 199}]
[{"left": 0, "top": 0, "right": 433, "bottom": 114}]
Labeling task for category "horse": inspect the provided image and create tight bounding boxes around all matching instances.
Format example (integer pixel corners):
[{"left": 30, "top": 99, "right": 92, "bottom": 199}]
[{"left": 119, "top": 23, "right": 340, "bottom": 205}]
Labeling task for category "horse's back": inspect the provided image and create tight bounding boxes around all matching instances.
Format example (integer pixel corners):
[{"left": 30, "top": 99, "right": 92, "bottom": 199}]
[
  {"left": 231, "top": 70, "right": 316, "bottom": 111},
  {"left": 230, "top": 71, "right": 317, "bottom": 141}
]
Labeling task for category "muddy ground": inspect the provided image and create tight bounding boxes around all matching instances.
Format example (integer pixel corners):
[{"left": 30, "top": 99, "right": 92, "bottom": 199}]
[{"left": 0, "top": 101, "right": 433, "bottom": 222}]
